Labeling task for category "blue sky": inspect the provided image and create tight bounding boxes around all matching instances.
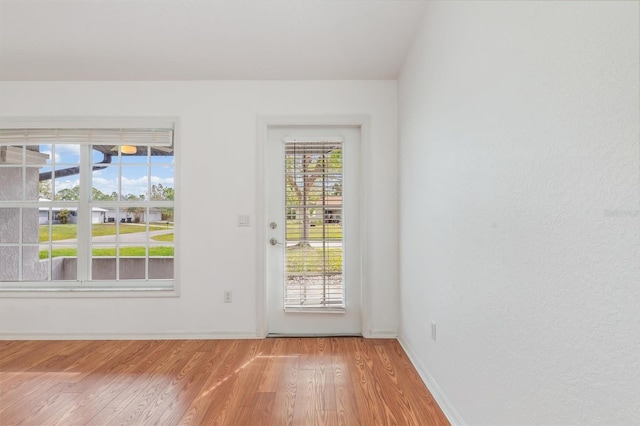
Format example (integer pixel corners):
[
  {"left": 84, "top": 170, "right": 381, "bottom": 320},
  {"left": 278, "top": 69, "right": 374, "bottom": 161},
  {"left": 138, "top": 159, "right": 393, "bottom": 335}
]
[{"left": 40, "top": 144, "right": 174, "bottom": 198}]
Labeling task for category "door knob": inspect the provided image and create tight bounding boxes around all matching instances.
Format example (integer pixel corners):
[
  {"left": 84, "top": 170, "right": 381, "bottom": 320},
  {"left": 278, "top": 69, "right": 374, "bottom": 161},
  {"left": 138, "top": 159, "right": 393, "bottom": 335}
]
[{"left": 270, "top": 238, "right": 282, "bottom": 246}]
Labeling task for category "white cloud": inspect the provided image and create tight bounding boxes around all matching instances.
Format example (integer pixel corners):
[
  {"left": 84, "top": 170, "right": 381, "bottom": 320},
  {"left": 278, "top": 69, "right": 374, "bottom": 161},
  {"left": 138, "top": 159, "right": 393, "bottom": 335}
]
[
  {"left": 41, "top": 145, "right": 80, "bottom": 165},
  {"left": 150, "top": 176, "right": 174, "bottom": 186},
  {"left": 90, "top": 175, "right": 175, "bottom": 198},
  {"left": 42, "top": 160, "right": 174, "bottom": 198},
  {"left": 122, "top": 176, "right": 149, "bottom": 186},
  {"left": 55, "top": 144, "right": 80, "bottom": 156},
  {"left": 54, "top": 178, "right": 79, "bottom": 191},
  {"left": 92, "top": 177, "right": 118, "bottom": 195}
]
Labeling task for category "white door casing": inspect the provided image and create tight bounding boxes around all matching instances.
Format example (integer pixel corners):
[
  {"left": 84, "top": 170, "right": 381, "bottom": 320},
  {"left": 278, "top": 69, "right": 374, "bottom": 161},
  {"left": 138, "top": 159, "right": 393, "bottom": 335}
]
[{"left": 263, "top": 125, "right": 361, "bottom": 336}]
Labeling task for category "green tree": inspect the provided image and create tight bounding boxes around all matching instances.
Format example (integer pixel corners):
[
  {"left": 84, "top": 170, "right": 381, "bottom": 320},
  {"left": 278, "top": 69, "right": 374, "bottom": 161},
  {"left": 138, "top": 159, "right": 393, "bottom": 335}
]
[
  {"left": 151, "top": 184, "right": 175, "bottom": 221},
  {"left": 55, "top": 186, "right": 80, "bottom": 201},
  {"left": 286, "top": 147, "right": 342, "bottom": 246},
  {"left": 124, "top": 194, "right": 146, "bottom": 223},
  {"left": 39, "top": 180, "right": 52, "bottom": 199},
  {"left": 163, "top": 187, "right": 174, "bottom": 201},
  {"left": 57, "top": 209, "right": 71, "bottom": 224},
  {"left": 92, "top": 187, "right": 116, "bottom": 201},
  {"left": 150, "top": 183, "right": 174, "bottom": 201},
  {"left": 54, "top": 185, "right": 118, "bottom": 201}
]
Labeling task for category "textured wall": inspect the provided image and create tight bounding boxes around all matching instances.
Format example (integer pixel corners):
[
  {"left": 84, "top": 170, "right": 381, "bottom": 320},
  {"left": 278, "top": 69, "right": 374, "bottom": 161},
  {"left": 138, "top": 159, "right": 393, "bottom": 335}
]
[
  {"left": 0, "top": 80, "right": 398, "bottom": 338},
  {"left": 398, "top": 1, "right": 640, "bottom": 424},
  {"left": 0, "top": 165, "right": 45, "bottom": 281}
]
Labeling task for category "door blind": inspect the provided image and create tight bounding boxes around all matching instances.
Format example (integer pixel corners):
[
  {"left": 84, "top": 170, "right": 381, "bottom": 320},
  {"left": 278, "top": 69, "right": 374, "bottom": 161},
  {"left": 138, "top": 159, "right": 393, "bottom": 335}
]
[{"left": 284, "top": 141, "right": 344, "bottom": 310}]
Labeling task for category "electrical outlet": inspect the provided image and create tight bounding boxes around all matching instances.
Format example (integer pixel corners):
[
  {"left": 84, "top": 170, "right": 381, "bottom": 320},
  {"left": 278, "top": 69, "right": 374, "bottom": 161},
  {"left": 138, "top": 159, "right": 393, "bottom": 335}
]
[
  {"left": 431, "top": 321, "right": 437, "bottom": 341},
  {"left": 224, "top": 290, "right": 232, "bottom": 303}
]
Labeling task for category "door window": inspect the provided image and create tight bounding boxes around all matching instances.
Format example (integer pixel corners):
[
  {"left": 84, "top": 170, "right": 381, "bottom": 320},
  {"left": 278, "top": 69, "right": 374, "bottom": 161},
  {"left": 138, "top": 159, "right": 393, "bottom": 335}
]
[{"left": 284, "top": 141, "right": 344, "bottom": 310}]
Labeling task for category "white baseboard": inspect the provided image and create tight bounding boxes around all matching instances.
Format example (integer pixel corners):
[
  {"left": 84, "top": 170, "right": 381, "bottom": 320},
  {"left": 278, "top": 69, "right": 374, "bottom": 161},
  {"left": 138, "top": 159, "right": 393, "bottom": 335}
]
[
  {"left": 397, "top": 335, "right": 466, "bottom": 426},
  {"left": 368, "top": 329, "right": 398, "bottom": 338},
  {"left": 0, "top": 331, "right": 261, "bottom": 340}
]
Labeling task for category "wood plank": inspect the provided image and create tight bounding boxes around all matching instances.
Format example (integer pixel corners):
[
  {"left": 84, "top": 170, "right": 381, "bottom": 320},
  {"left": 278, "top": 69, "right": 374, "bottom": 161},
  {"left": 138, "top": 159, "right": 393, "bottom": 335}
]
[
  {"left": 154, "top": 341, "right": 233, "bottom": 425},
  {"left": 385, "top": 339, "right": 450, "bottom": 425},
  {"left": 176, "top": 340, "right": 245, "bottom": 425},
  {"left": 0, "top": 341, "right": 48, "bottom": 368},
  {"left": 0, "top": 341, "right": 117, "bottom": 423},
  {"left": 269, "top": 338, "right": 300, "bottom": 425},
  {"left": 0, "top": 338, "right": 449, "bottom": 426},
  {"left": 256, "top": 338, "right": 286, "bottom": 392},
  {"left": 4, "top": 388, "right": 78, "bottom": 425},
  {"left": 315, "top": 410, "right": 339, "bottom": 426},
  {"left": 248, "top": 392, "right": 276, "bottom": 425},
  {"left": 331, "top": 337, "right": 362, "bottom": 426},
  {"left": 88, "top": 340, "right": 203, "bottom": 425},
  {"left": 127, "top": 350, "right": 207, "bottom": 425},
  {"left": 366, "top": 340, "right": 423, "bottom": 425},
  {"left": 291, "top": 369, "right": 317, "bottom": 425},
  {"left": 53, "top": 380, "right": 133, "bottom": 426},
  {"left": 198, "top": 339, "right": 263, "bottom": 425},
  {"left": 345, "top": 337, "right": 397, "bottom": 425}
]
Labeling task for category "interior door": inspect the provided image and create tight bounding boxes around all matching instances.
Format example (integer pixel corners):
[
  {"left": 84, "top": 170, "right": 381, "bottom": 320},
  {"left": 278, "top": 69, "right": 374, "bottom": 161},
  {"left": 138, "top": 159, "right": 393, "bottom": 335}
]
[{"left": 265, "top": 125, "right": 361, "bottom": 336}]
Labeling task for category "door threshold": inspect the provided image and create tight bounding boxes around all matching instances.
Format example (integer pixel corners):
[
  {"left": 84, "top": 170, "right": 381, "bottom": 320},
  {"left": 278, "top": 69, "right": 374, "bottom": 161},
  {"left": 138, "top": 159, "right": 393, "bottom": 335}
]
[{"left": 266, "top": 333, "right": 362, "bottom": 338}]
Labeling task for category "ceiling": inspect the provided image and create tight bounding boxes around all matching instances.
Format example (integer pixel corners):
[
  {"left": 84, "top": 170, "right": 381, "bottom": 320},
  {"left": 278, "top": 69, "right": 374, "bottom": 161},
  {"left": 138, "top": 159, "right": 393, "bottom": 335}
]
[{"left": 0, "top": 0, "right": 428, "bottom": 81}]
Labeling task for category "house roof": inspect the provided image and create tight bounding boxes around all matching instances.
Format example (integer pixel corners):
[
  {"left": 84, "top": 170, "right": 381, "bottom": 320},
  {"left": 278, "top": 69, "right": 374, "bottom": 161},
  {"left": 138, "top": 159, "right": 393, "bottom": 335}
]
[
  {"left": 38, "top": 199, "right": 108, "bottom": 212},
  {"left": 0, "top": 0, "right": 427, "bottom": 81},
  {"left": 39, "top": 206, "right": 108, "bottom": 213}
]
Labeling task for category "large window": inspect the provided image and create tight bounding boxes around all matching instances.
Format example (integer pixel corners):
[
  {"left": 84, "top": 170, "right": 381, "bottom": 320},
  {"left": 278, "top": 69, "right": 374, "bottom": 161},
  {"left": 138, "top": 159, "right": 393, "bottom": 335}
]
[{"left": 0, "top": 123, "right": 176, "bottom": 291}]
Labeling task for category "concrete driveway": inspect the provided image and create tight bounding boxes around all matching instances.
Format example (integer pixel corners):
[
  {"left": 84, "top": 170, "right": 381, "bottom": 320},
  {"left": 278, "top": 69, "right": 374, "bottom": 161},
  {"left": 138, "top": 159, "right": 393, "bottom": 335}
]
[{"left": 42, "top": 228, "right": 174, "bottom": 248}]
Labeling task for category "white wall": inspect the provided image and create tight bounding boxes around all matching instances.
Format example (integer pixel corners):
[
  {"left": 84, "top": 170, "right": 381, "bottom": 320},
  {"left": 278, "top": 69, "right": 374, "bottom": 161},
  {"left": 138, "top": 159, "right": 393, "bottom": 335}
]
[
  {"left": 398, "top": 1, "right": 640, "bottom": 424},
  {"left": 0, "top": 81, "right": 398, "bottom": 338}
]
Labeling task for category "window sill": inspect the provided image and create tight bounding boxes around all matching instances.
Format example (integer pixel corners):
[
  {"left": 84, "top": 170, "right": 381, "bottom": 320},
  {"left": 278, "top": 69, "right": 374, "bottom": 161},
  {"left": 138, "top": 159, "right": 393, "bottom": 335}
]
[
  {"left": 284, "top": 306, "right": 346, "bottom": 313},
  {"left": 0, "top": 284, "right": 178, "bottom": 298}
]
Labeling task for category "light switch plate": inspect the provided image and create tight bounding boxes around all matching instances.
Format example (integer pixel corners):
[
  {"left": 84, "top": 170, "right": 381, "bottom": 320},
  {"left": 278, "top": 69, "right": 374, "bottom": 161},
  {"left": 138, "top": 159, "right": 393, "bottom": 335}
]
[{"left": 238, "top": 214, "right": 250, "bottom": 227}]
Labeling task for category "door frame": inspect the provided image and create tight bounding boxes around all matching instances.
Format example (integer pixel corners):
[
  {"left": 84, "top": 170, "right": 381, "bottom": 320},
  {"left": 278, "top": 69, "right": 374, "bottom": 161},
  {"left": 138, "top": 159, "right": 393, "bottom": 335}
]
[{"left": 256, "top": 115, "right": 372, "bottom": 338}]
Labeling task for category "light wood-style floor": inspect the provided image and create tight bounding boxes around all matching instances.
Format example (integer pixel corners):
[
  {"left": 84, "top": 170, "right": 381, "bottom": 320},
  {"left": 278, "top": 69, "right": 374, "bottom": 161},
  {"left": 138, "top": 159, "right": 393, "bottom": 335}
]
[{"left": 0, "top": 338, "right": 449, "bottom": 425}]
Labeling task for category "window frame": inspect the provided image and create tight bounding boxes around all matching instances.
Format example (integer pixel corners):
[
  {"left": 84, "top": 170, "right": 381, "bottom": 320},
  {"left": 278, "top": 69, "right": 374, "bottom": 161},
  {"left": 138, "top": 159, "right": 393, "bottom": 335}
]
[{"left": 0, "top": 117, "right": 180, "bottom": 297}]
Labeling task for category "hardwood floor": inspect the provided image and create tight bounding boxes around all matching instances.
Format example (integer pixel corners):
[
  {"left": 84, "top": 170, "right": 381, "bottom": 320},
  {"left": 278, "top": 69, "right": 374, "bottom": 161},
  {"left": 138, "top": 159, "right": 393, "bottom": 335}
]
[{"left": 0, "top": 338, "right": 449, "bottom": 425}]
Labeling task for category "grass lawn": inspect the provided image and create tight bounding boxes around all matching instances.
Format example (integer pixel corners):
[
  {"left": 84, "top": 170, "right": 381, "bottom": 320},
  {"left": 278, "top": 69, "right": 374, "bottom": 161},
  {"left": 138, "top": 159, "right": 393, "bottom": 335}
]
[
  {"left": 286, "top": 246, "right": 342, "bottom": 273},
  {"left": 151, "top": 233, "right": 174, "bottom": 242},
  {"left": 285, "top": 221, "right": 342, "bottom": 241},
  {"left": 40, "top": 223, "right": 171, "bottom": 242},
  {"left": 39, "top": 246, "right": 174, "bottom": 259}
]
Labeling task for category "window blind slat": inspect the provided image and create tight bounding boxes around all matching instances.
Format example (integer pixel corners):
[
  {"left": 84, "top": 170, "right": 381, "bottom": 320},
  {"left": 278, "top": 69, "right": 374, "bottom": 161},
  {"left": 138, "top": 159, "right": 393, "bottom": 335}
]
[
  {"left": 284, "top": 141, "right": 344, "bottom": 310},
  {"left": 0, "top": 129, "right": 173, "bottom": 146}
]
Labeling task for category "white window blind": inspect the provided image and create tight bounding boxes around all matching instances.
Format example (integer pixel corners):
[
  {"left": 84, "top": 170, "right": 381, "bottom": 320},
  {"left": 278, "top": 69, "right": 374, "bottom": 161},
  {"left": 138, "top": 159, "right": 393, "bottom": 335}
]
[
  {"left": 0, "top": 128, "right": 173, "bottom": 146},
  {"left": 284, "top": 140, "right": 344, "bottom": 310}
]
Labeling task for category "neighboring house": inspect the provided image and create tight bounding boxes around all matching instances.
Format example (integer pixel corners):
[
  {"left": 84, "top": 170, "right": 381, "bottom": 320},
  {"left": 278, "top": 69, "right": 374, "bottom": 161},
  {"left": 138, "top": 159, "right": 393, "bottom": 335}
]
[
  {"left": 308, "top": 195, "right": 342, "bottom": 224},
  {"left": 103, "top": 207, "right": 164, "bottom": 223},
  {"left": 38, "top": 205, "right": 108, "bottom": 225},
  {"left": 38, "top": 199, "right": 163, "bottom": 225},
  {"left": 324, "top": 195, "right": 342, "bottom": 224}
]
